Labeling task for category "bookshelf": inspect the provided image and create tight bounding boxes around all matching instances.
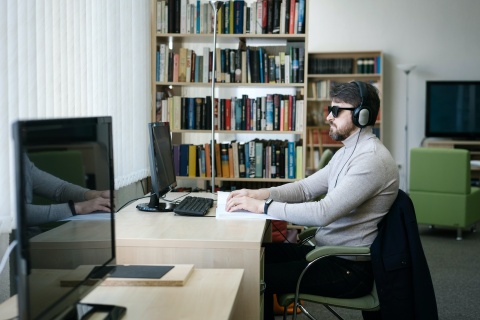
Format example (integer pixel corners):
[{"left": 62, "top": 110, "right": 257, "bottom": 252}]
[
  {"left": 151, "top": 0, "right": 309, "bottom": 191},
  {"left": 305, "top": 51, "right": 383, "bottom": 175}
]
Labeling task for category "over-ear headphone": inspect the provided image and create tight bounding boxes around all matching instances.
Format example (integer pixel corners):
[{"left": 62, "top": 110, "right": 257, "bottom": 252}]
[{"left": 351, "top": 81, "right": 375, "bottom": 128}]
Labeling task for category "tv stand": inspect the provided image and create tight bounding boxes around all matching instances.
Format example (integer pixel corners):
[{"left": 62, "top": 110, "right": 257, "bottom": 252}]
[{"left": 424, "top": 139, "right": 480, "bottom": 181}]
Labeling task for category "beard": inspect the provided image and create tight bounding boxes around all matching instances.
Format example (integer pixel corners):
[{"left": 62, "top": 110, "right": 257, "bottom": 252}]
[{"left": 329, "top": 121, "right": 358, "bottom": 141}]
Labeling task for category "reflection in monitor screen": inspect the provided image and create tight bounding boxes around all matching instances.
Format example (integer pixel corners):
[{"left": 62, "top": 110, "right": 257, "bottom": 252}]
[
  {"left": 13, "top": 117, "right": 125, "bottom": 319},
  {"left": 136, "top": 122, "right": 177, "bottom": 212}
]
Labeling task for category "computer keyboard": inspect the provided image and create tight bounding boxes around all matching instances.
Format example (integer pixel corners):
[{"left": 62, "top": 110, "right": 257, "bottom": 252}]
[{"left": 173, "top": 196, "right": 214, "bottom": 216}]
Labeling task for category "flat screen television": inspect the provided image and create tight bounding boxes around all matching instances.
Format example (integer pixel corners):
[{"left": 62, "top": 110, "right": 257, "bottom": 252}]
[
  {"left": 136, "top": 122, "right": 177, "bottom": 212},
  {"left": 426, "top": 81, "right": 480, "bottom": 139},
  {"left": 13, "top": 117, "right": 125, "bottom": 319}
]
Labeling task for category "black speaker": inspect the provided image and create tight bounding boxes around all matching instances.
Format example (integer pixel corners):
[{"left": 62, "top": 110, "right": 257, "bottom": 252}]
[{"left": 352, "top": 81, "right": 374, "bottom": 128}]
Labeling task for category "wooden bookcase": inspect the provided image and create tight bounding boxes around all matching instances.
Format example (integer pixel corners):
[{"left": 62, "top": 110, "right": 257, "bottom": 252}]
[
  {"left": 305, "top": 51, "right": 383, "bottom": 175},
  {"left": 150, "top": 0, "right": 309, "bottom": 190}
]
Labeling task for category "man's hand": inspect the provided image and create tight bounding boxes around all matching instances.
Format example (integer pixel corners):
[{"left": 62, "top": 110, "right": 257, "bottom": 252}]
[
  {"left": 226, "top": 188, "right": 270, "bottom": 202},
  {"left": 225, "top": 196, "right": 264, "bottom": 213},
  {"left": 74, "top": 190, "right": 112, "bottom": 214}
]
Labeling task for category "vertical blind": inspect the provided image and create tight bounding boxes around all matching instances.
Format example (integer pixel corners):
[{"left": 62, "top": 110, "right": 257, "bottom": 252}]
[{"left": 0, "top": 0, "right": 151, "bottom": 233}]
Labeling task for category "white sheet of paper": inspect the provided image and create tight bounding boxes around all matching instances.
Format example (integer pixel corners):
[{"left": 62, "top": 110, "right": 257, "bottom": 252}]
[
  {"left": 61, "top": 212, "right": 112, "bottom": 221},
  {"left": 215, "top": 191, "right": 279, "bottom": 220}
]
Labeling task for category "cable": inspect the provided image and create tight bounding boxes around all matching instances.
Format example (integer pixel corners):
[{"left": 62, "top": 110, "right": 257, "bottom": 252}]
[
  {"left": 0, "top": 240, "right": 17, "bottom": 275},
  {"left": 116, "top": 195, "right": 150, "bottom": 212},
  {"left": 162, "top": 192, "right": 192, "bottom": 204},
  {"left": 334, "top": 128, "right": 362, "bottom": 187}
]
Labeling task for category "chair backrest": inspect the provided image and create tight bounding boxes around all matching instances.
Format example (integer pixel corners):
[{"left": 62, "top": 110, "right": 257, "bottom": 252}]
[
  {"left": 410, "top": 147, "right": 471, "bottom": 194},
  {"left": 29, "top": 150, "right": 86, "bottom": 205},
  {"left": 318, "top": 149, "right": 333, "bottom": 169}
]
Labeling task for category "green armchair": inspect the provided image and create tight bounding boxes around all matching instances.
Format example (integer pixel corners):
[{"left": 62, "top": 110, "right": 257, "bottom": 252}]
[{"left": 409, "top": 147, "right": 480, "bottom": 240}]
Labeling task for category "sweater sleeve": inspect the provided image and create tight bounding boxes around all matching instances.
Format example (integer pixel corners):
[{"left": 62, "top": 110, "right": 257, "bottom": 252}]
[{"left": 266, "top": 148, "right": 397, "bottom": 228}]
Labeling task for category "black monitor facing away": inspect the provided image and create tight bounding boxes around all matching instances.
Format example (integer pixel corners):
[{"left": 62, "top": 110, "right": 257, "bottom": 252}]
[
  {"left": 13, "top": 117, "right": 125, "bottom": 320},
  {"left": 136, "top": 122, "right": 177, "bottom": 212}
]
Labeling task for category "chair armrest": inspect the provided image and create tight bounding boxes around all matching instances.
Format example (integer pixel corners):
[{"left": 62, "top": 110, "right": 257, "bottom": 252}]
[
  {"left": 306, "top": 246, "right": 370, "bottom": 262},
  {"left": 298, "top": 227, "right": 317, "bottom": 243}
]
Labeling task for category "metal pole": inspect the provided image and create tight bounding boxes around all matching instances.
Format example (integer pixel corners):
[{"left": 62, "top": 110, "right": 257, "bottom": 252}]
[{"left": 209, "top": 1, "right": 224, "bottom": 194}]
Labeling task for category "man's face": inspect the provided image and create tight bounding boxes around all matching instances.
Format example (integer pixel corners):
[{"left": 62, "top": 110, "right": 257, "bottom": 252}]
[{"left": 326, "top": 101, "right": 359, "bottom": 141}]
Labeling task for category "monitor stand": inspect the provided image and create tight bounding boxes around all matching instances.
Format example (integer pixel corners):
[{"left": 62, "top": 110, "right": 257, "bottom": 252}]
[
  {"left": 75, "top": 302, "right": 126, "bottom": 320},
  {"left": 136, "top": 193, "right": 176, "bottom": 212}
]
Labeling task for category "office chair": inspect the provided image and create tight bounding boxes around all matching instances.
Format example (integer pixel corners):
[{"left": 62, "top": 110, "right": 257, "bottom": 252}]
[
  {"left": 409, "top": 147, "right": 480, "bottom": 240},
  {"left": 276, "top": 246, "right": 379, "bottom": 320},
  {"left": 318, "top": 149, "right": 333, "bottom": 170},
  {"left": 277, "top": 190, "right": 438, "bottom": 320},
  {"left": 28, "top": 150, "right": 86, "bottom": 205}
]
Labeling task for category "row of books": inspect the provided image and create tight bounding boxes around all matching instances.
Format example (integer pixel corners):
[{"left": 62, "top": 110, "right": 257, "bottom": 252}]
[
  {"left": 307, "top": 125, "right": 381, "bottom": 148},
  {"left": 155, "top": 93, "right": 304, "bottom": 132},
  {"left": 308, "top": 56, "right": 381, "bottom": 75},
  {"left": 155, "top": 45, "right": 305, "bottom": 84},
  {"left": 307, "top": 80, "right": 381, "bottom": 101},
  {"left": 173, "top": 139, "right": 304, "bottom": 179},
  {"left": 156, "top": 0, "right": 306, "bottom": 35},
  {"left": 356, "top": 57, "right": 381, "bottom": 74}
]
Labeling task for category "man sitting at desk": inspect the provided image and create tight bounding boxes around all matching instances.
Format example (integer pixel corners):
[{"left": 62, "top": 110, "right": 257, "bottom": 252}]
[
  {"left": 226, "top": 81, "right": 399, "bottom": 319},
  {"left": 24, "top": 155, "right": 111, "bottom": 227}
]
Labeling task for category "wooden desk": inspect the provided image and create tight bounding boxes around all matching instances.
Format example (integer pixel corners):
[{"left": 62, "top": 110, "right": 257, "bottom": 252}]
[
  {"left": 0, "top": 268, "right": 243, "bottom": 320},
  {"left": 115, "top": 193, "right": 270, "bottom": 320}
]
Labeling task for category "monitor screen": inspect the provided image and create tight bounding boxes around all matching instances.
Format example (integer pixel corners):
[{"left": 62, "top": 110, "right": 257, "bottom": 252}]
[
  {"left": 13, "top": 117, "right": 123, "bottom": 319},
  {"left": 136, "top": 122, "right": 177, "bottom": 212},
  {"left": 426, "top": 81, "right": 480, "bottom": 139}
]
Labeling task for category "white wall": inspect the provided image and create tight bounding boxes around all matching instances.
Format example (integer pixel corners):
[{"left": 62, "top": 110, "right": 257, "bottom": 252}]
[{"left": 308, "top": 0, "right": 480, "bottom": 189}]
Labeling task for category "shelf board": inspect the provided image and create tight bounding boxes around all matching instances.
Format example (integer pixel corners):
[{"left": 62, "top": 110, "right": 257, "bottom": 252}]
[
  {"left": 155, "top": 81, "right": 305, "bottom": 88},
  {"left": 307, "top": 74, "right": 381, "bottom": 79},
  {"left": 172, "top": 129, "right": 303, "bottom": 134},
  {"left": 155, "top": 33, "right": 306, "bottom": 40},
  {"left": 176, "top": 176, "right": 298, "bottom": 183}
]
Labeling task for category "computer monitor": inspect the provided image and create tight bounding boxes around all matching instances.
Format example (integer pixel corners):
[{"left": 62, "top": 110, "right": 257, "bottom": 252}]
[
  {"left": 136, "top": 122, "right": 177, "bottom": 212},
  {"left": 13, "top": 117, "right": 125, "bottom": 319}
]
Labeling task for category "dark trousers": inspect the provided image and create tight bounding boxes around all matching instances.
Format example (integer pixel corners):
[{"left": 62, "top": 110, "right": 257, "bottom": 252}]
[{"left": 263, "top": 242, "right": 375, "bottom": 320}]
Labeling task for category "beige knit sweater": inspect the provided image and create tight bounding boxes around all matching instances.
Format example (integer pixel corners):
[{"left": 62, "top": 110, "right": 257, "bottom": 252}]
[{"left": 268, "top": 127, "right": 399, "bottom": 248}]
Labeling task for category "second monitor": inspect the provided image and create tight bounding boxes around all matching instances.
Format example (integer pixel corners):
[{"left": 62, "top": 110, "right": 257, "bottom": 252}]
[{"left": 137, "top": 122, "right": 177, "bottom": 212}]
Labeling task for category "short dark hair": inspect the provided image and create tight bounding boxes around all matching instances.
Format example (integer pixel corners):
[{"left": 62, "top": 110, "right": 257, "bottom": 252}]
[{"left": 329, "top": 81, "right": 380, "bottom": 122}]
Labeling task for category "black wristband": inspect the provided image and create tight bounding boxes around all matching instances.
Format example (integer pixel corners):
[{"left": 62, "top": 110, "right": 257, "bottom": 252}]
[
  {"left": 264, "top": 198, "right": 273, "bottom": 214},
  {"left": 68, "top": 200, "right": 77, "bottom": 215}
]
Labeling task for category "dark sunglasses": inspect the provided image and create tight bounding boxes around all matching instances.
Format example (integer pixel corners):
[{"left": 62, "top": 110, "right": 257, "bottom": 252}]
[{"left": 327, "top": 106, "right": 355, "bottom": 118}]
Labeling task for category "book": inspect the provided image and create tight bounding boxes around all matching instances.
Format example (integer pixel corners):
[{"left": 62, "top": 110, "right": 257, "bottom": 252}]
[
  {"left": 225, "top": 98, "right": 232, "bottom": 130},
  {"left": 214, "top": 142, "right": 222, "bottom": 177},
  {"left": 204, "top": 142, "right": 212, "bottom": 178},
  {"left": 198, "top": 145, "right": 206, "bottom": 177},
  {"left": 178, "top": 47, "right": 188, "bottom": 82},
  {"left": 159, "top": 44, "right": 166, "bottom": 82},
  {"left": 173, "top": 144, "right": 181, "bottom": 176},
  {"left": 233, "top": 0, "right": 245, "bottom": 34},
  {"left": 238, "top": 142, "right": 246, "bottom": 178},
  {"left": 187, "top": 97, "right": 195, "bottom": 129},
  {"left": 265, "top": 94, "right": 274, "bottom": 130},
  {"left": 295, "top": 144, "right": 303, "bottom": 179},
  {"left": 255, "top": 140, "right": 264, "bottom": 178},
  {"left": 179, "top": 144, "right": 190, "bottom": 176},
  {"left": 220, "top": 142, "right": 230, "bottom": 178},
  {"left": 188, "top": 144, "right": 197, "bottom": 177},
  {"left": 202, "top": 47, "right": 210, "bottom": 83},
  {"left": 248, "top": 140, "right": 256, "bottom": 178},
  {"left": 228, "top": 145, "right": 234, "bottom": 178},
  {"left": 173, "top": 53, "right": 179, "bottom": 82},
  {"left": 231, "top": 141, "right": 239, "bottom": 178},
  {"left": 287, "top": 141, "right": 295, "bottom": 179},
  {"left": 297, "top": 0, "right": 305, "bottom": 34}
]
